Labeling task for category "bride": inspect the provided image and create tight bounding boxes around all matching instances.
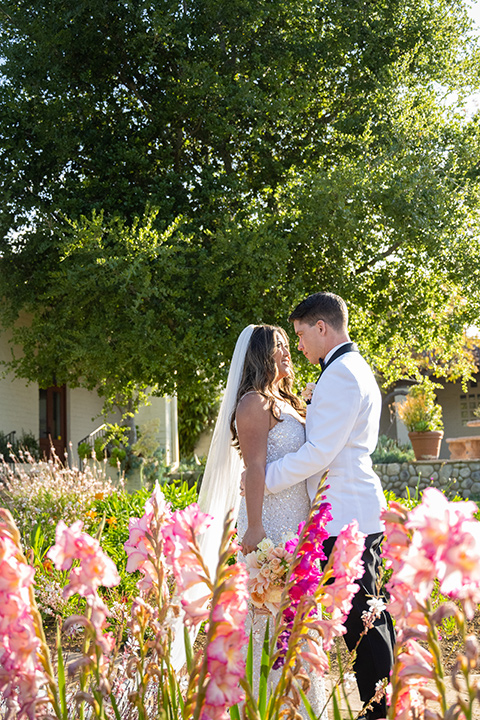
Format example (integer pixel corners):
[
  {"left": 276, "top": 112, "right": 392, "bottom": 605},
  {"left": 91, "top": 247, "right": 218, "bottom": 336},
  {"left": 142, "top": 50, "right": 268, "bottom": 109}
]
[{"left": 197, "top": 324, "right": 327, "bottom": 719}]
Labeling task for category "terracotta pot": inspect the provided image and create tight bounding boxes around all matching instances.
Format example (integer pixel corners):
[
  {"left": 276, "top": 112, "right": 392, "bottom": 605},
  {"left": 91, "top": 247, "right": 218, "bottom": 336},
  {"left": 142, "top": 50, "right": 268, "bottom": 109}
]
[{"left": 408, "top": 430, "right": 444, "bottom": 461}]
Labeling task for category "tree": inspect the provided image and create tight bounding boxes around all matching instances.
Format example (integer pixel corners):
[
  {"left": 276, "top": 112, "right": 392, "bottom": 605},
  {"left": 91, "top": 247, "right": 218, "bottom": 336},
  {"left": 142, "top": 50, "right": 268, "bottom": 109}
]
[{"left": 1, "top": 0, "right": 480, "bottom": 449}]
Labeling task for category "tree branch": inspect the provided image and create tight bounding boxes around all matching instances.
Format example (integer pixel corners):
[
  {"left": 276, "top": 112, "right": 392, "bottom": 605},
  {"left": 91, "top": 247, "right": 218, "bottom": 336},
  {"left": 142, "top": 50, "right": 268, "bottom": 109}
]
[{"left": 353, "top": 239, "right": 403, "bottom": 275}]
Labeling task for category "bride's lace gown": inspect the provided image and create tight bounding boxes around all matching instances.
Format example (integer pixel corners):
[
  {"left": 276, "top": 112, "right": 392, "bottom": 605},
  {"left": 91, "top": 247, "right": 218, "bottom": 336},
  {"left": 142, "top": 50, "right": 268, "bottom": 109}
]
[{"left": 237, "top": 402, "right": 328, "bottom": 719}]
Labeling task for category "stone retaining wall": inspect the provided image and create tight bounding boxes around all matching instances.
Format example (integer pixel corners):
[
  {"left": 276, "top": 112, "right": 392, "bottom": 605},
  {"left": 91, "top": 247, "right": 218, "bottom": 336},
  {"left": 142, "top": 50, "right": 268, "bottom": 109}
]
[{"left": 374, "top": 460, "right": 480, "bottom": 500}]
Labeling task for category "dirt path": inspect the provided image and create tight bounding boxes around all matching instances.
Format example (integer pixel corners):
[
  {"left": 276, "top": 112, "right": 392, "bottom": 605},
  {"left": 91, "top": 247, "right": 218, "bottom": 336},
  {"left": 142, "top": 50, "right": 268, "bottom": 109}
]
[{"left": 325, "top": 675, "right": 480, "bottom": 719}]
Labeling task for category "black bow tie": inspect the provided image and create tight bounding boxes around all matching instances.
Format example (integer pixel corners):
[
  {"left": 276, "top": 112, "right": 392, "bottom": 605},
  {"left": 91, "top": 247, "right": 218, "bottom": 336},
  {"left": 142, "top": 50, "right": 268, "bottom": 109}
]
[{"left": 319, "top": 357, "right": 326, "bottom": 371}]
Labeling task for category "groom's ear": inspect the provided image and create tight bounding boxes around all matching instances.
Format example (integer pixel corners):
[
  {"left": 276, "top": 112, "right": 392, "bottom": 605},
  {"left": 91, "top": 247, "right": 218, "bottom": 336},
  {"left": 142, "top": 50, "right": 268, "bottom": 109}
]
[{"left": 316, "top": 319, "right": 327, "bottom": 335}]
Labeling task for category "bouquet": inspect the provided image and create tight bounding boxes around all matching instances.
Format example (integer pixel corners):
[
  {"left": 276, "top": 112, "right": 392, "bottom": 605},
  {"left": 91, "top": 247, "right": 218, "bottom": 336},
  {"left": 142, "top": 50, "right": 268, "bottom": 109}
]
[{"left": 244, "top": 533, "right": 298, "bottom": 615}]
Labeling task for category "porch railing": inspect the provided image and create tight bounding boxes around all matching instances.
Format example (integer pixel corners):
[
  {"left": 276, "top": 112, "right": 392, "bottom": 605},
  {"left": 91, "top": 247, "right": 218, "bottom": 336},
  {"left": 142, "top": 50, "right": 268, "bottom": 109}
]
[
  {"left": 77, "top": 424, "right": 108, "bottom": 469},
  {"left": 4, "top": 430, "right": 16, "bottom": 445}
]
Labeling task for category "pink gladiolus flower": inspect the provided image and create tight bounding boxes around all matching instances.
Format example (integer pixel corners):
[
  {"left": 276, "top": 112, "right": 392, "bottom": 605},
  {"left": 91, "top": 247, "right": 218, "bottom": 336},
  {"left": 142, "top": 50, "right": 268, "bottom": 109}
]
[
  {"left": 64, "top": 551, "right": 120, "bottom": 598},
  {"left": 200, "top": 563, "right": 249, "bottom": 718},
  {"left": 0, "top": 537, "right": 36, "bottom": 593},
  {"left": 314, "top": 609, "right": 347, "bottom": 651},
  {"left": 387, "top": 640, "right": 438, "bottom": 720},
  {"left": 203, "top": 660, "right": 245, "bottom": 708},
  {"left": 124, "top": 513, "right": 153, "bottom": 573},
  {"left": 383, "top": 488, "right": 480, "bottom": 623},
  {"left": 299, "top": 636, "right": 330, "bottom": 675},
  {"left": 208, "top": 629, "right": 246, "bottom": 673},
  {"left": 48, "top": 520, "right": 120, "bottom": 663},
  {"left": 382, "top": 490, "right": 480, "bottom": 720},
  {"left": 210, "top": 566, "right": 249, "bottom": 627},
  {"left": 180, "top": 593, "right": 211, "bottom": 625},
  {"left": 49, "top": 522, "right": 120, "bottom": 597},
  {"left": 388, "top": 684, "right": 428, "bottom": 720},
  {"left": 391, "top": 546, "right": 436, "bottom": 603},
  {"left": 273, "top": 499, "right": 336, "bottom": 669},
  {"left": 309, "top": 521, "right": 366, "bottom": 639},
  {"left": 124, "top": 483, "right": 174, "bottom": 590},
  {"left": 163, "top": 504, "right": 211, "bottom": 568},
  {"left": 0, "top": 525, "right": 47, "bottom": 718},
  {"left": 331, "top": 520, "right": 366, "bottom": 581},
  {"left": 321, "top": 577, "right": 359, "bottom": 616},
  {"left": 163, "top": 504, "right": 212, "bottom": 576},
  {"left": 397, "top": 640, "right": 435, "bottom": 681},
  {"left": 162, "top": 504, "right": 214, "bottom": 625},
  {"left": 47, "top": 519, "right": 97, "bottom": 570},
  {"left": 170, "top": 502, "right": 212, "bottom": 538}
]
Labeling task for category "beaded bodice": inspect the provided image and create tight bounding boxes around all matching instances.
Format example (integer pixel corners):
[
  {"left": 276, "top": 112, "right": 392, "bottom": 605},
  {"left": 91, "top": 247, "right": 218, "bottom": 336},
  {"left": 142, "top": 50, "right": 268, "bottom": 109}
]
[
  {"left": 266, "top": 408, "right": 306, "bottom": 463},
  {"left": 237, "top": 403, "right": 309, "bottom": 546},
  {"left": 236, "top": 403, "right": 327, "bottom": 719}
]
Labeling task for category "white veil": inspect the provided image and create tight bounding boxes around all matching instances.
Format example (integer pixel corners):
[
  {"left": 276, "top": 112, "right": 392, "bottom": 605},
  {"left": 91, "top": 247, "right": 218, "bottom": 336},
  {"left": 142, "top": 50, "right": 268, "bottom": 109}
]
[{"left": 170, "top": 324, "right": 256, "bottom": 671}]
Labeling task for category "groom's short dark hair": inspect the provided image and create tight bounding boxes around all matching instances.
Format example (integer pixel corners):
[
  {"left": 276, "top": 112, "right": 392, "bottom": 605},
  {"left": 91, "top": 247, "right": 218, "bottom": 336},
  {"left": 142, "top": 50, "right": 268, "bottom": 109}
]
[{"left": 289, "top": 292, "right": 348, "bottom": 331}]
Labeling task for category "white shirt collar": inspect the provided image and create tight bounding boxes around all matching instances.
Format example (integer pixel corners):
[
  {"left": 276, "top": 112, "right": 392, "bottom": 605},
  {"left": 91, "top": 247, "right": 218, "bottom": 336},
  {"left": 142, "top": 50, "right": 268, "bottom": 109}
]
[{"left": 323, "top": 341, "right": 351, "bottom": 366}]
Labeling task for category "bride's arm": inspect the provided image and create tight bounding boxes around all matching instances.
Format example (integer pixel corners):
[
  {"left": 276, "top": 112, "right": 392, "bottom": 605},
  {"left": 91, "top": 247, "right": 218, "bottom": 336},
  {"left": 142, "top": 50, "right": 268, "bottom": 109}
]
[{"left": 236, "top": 393, "right": 271, "bottom": 555}]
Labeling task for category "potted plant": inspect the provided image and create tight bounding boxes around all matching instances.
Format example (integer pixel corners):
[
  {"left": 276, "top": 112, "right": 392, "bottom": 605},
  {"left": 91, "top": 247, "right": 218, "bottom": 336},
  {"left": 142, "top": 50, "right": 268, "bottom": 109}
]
[{"left": 396, "top": 379, "right": 444, "bottom": 460}]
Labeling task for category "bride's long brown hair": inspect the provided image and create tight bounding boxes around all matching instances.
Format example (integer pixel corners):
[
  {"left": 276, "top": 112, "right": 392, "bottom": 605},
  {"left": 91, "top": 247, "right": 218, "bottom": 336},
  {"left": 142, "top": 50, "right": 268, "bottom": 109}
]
[{"left": 230, "top": 325, "right": 305, "bottom": 449}]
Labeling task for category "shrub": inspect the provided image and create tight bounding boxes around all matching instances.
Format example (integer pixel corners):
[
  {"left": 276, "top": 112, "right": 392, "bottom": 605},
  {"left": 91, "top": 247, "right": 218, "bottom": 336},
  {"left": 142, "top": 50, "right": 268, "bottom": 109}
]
[
  {"left": 372, "top": 435, "right": 415, "bottom": 464},
  {"left": 88, "top": 478, "right": 199, "bottom": 597},
  {"left": 0, "top": 430, "right": 40, "bottom": 462},
  {"left": 0, "top": 450, "right": 118, "bottom": 547}
]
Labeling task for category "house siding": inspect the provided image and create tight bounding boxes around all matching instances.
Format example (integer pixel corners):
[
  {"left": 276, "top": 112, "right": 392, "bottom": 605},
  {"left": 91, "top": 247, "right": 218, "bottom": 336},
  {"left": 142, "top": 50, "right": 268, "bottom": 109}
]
[
  {"left": 0, "top": 327, "right": 39, "bottom": 439},
  {"left": 435, "top": 376, "right": 480, "bottom": 459},
  {"left": 0, "top": 374, "right": 39, "bottom": 439}
]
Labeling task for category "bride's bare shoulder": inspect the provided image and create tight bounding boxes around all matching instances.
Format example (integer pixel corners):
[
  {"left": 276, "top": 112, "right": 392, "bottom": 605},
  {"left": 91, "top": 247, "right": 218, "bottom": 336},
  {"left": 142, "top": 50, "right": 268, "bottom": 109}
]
[
  {"left": 236, "top": 391, "right": 270, "bottom": 415},
  {"left": 235, "top": 392, "right": 272, "bottom": 441}
]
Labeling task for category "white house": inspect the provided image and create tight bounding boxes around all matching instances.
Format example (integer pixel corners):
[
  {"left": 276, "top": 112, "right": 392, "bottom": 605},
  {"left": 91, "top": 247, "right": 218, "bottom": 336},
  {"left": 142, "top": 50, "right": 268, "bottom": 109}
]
[
  {"left": 379, "top": 373, "right": 480, "bottom": 459},
  {"left": 0, "top": 326, "right": 179, "bottom": 467}
]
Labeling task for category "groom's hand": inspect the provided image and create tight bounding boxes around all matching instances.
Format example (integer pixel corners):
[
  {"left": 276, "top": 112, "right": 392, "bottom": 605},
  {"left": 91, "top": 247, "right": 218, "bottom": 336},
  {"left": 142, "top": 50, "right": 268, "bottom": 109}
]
[{"left": 241, "top": 525, "right": 266, "bottom": 555}]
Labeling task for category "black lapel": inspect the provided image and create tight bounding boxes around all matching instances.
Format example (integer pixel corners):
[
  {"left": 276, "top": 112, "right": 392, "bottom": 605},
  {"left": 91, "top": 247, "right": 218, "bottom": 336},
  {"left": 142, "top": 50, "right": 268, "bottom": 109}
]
[{"left": 321, "top": 342, "right": 359, "bottom": 373}]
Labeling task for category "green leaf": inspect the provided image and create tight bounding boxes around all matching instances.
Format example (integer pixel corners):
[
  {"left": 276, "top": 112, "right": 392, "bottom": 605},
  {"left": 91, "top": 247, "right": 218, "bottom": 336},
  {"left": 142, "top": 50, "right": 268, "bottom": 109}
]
[
  {"left": 110, "top": 694, "right": 122, "bottom": 720},
  {"left": 184, "top": 625, "right": 194, "bottom": 675},
  {"left": 56, "top": 624, "right": 68, "bottom": 720},
  {"left": 246, "top": 626, "right": 254, "bottom": 690},
  {"left": 229, "top": 704, "right": 241, "bottom": 720},
  {"left": 331, "top": 687, "right": 343, "bottom": 720},
  {"left": 296, "top": 681, "right": 319, "bottom": 720},
  {"left": 258, "top": 617, "right": 270, "bottom": 716}
]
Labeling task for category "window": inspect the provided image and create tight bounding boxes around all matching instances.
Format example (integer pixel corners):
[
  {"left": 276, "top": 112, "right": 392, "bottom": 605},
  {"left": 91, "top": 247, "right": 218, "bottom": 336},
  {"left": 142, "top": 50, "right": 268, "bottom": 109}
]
[{"left": 459, "top": 387, "right": 480, "bottom": 424}]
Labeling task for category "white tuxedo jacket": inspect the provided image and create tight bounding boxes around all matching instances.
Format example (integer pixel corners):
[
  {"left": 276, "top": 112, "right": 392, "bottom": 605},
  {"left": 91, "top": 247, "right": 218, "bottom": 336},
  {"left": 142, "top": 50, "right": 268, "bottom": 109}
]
[{"left": 265, "top": 349, "right": 386, "bottom": 536}]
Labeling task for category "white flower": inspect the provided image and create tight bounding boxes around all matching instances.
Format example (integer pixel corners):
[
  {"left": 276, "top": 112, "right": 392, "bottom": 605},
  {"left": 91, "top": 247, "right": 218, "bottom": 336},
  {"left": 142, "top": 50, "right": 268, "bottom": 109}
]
[
  {"left": 257, "top": 537, "right": 275, "bottom": 553},
  {"left": 301, "top": 382, "right": 317, "bottom": 402},
  {"left": 343, "top": 672, "right": 356, "bottom": 689},
  {"left": 282, "top": 531, "right": 296, "bottom": 542},
  {"left": 373, "top": 678, "right": 387, "bottom": 702},
  {"left": 367, "top": 596, "right": 387, "bottom": 617}
]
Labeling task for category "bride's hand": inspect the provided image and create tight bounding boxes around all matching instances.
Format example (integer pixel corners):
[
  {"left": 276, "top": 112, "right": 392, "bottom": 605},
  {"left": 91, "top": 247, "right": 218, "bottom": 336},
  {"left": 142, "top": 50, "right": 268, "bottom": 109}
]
[{"left": 241, "top": 525, "right": 266, "bottom": 555}]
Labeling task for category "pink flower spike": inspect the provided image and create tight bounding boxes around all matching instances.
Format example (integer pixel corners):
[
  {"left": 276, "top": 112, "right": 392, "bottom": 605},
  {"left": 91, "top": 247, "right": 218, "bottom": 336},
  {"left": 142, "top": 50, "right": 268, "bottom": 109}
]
[
  {"left": 181, "top": 593, "right": 211, "bottom": 627},
  {"left": 331, "top": 520, "right": 365, "bottom": 581},
  {"left": 48, "top": 519, "right": 96, "bottom": 570},
  {"left": 208, "top": 629, "right": 247, "bottom": 673},
  {"left": 397, "top": 639, "right": 435, "bottom": 681},
  {"left": 169, "top": 503, "right": 212, "bottom": 541},
  {"left": 0, "top": 531, "right": 47, "bottom": 716}
]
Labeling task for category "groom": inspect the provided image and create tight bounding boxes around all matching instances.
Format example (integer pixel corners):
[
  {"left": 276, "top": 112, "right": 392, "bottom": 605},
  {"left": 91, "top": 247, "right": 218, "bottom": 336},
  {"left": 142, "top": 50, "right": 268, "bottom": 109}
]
[{"left": 264, "top": 292, "right": 395, "bottom": 720}]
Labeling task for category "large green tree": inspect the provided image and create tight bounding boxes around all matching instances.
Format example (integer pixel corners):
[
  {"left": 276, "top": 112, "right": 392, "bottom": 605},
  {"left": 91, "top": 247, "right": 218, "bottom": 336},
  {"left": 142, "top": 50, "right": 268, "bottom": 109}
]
[{"left": 1, "top": 0, "right": 480, "bottom": 445}]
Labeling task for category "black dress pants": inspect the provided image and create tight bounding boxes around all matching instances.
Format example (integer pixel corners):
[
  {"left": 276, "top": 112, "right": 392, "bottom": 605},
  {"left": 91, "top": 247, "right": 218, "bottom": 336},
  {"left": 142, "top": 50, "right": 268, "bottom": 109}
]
[{"left": 321, "top": 532, "right": 395, "bottom": 720}]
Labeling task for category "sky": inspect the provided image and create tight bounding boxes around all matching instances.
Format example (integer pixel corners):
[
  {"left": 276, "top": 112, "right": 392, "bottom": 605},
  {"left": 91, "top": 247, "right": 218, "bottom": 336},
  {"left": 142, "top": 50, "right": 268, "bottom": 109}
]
[{"left": 470, "top": 1, "right": 480, "bottom": 25}]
